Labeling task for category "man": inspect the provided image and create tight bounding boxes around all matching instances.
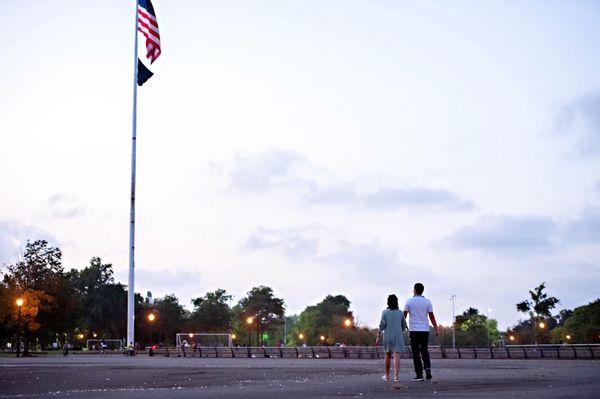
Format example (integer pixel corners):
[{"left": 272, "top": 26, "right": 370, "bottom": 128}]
[{"left": 404, "top": 283, "right": 439, "bottom": 381}]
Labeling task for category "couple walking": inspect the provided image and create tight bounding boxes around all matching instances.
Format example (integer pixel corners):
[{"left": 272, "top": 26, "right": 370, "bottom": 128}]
[{"left": 376, "top": 283, "right": 439, "bottom": 383}]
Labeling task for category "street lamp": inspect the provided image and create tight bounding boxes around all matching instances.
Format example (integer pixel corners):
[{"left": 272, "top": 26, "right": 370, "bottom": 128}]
[
  {"left": 147, "top": 313, "right": 156, "bottom": 346},
  {"left": 450, "top": 294, "right": 457, "bottom": 349},
  {"left": 246, "top": 317, "right": 253, "bottom": 347},
  {"left": 15, "top": 298, "right": 23, "bottom": 358},
  {"left": 320, "top": 335, "right": 325, "bottom": 342},
  {"left": 298, "top": 333, "right": 304, "bottom": 344},
  {"left": 509, "top": 335, "right": 515, "bottom": 342},
  {"left": 566, "top": 334, "right": 571, "bottom": 341},
  {"left": 343, "top": 318, "right": 352, "bottom": 346},
  {"left": 487, "top": 308, "right": 492, "bottom": 347},
  {"left": 538, "top": 322, "right": 546, "bottom": 329}
]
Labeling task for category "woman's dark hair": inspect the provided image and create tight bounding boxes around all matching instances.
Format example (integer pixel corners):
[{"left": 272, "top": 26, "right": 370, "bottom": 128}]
[{"left": 387, "top": 294, "right": 399, "bottom": 310}]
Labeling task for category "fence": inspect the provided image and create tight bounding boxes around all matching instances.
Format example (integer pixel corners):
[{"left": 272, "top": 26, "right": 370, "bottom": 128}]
[{"left": 139, "top": 344, "right": 600, "bottom": 360}]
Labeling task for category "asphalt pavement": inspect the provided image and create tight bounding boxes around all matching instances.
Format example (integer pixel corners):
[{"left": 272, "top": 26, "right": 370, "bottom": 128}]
[{"left": 0, "top": 355, "right": 599, "bottom": 398}]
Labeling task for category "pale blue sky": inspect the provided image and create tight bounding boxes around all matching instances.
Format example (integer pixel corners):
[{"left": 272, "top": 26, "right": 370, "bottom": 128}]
[{"left": 1, "top": 1, "right": 599, "bottom": 329}]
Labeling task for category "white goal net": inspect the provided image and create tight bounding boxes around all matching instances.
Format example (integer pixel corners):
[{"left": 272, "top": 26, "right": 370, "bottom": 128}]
[
  {"left": 176, "top": 333, "right": 232, "bottom": 348},
  {"left": 86, "top": 339, "right": 123, "bottom": 351}
]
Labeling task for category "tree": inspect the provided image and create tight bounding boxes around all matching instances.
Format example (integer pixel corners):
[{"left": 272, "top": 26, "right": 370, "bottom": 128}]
[
  {"left": 67, "top": 258, "right": 126, "bottom": 341},
  {"left": 516, "top": 282, "right": 559, "bottom": 343},
  {"left": 152, "top": 294, "right": 188, "bottom": 345},
  {"left": 0, "top": 240, "right": 80, "bottom": 353},
  {"left": 189, "top": 289, "right": 232, "bottom": 333},
  {"left": 238, "top": 286, "right": 285, "bottom": 346},
  {"left": 454, "top": 307, "right": 499, "bottom": 347},
  {"left": 292, "top": 295, "right": 358, "bottom": 345},
  {"left": 562, "top": 299, "right": 600, "bottom": 343},
  {"left": 516, "top": 282, "right": 560, "bottom": 321}
]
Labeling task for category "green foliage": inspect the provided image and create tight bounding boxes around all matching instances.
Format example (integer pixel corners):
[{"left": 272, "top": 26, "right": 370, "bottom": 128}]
[
  {"left": 562, "top": 299, "right": 600, "bottom": 343},
  {"left": 290, "top": 295, "right": 373, "bottom": 346},
  {"left": 0, "top": 240, "right": 80, "bottom": 354},
  {"left": 516, "top": 282, "right": 560, "bottom": 320},
  {"left": 452, "top": 307, "right": 500, "bottom": 347},
  {"left": 238, "top": 286, "right": 285, "bottom": 346},
  {"left": 152, "top": 294, "right": 188, "bottom": 345},
  {"left": 189, "top": 289, "right": 232, "bottom": 333},
  {"left": 513, "top": 282, "right": 560, "bottom": 344},
  {"left": 68, "top": 258, "right": 126, "bottom": 340}
]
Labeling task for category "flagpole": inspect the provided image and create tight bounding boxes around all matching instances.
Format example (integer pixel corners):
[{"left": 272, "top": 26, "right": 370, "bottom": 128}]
[{"left": 127, "top": 0, "right": 139, "bottom": 349}]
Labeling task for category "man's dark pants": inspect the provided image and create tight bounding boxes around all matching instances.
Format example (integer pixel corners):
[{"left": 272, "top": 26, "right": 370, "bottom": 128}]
[{"left": 409, "top": 331, "right": 431, "bottom": 377}]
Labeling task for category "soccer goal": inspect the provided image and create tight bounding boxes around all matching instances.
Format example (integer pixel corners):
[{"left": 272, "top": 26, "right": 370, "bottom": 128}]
[
  {"left": 86, "top": 339, "right": 124, "bottom": 351},
  {"left": 176, "top": 333, "right": 232, "bottom": 348}
]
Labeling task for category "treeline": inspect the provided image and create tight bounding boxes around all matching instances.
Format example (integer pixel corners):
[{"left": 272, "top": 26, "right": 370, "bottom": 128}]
[
  {"left": 1, "top": 241, "right": 598, "bottom": 353},
  {"left": 507, "top": 282, "right": 600, "bottom": 345},
  {"left": 0, "top": 241, "right": 376, "bottom": 352}
]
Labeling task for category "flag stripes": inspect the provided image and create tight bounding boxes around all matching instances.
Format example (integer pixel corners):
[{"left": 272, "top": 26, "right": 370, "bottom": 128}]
[{"left": 137, "top": 0, "right": 161, "bottom": 64}]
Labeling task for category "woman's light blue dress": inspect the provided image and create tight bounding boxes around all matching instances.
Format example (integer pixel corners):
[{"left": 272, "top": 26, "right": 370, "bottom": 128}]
[{"left": 379, "top": 309, "right": 408, "bottom": 353}]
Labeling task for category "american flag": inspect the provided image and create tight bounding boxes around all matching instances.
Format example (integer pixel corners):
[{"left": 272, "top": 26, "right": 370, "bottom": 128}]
[{"left": 138, "top": 0, "right": 161, "bottom": 64}]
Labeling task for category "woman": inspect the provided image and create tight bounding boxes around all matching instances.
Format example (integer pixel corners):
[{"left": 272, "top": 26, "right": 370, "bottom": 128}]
[{"left": 376, "top": 294, "right": 408, "bottom": 382}]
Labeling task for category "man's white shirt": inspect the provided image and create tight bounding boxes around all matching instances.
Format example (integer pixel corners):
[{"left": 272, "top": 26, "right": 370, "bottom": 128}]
[{"left": 404, "top": 296, "right": 433, "bottom": 332}]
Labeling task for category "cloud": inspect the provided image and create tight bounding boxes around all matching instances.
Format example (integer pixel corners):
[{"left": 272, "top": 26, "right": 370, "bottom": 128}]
[
  {"left": 0, "top": 220, "right": 58, "bottom": 264},
  {"left": 245, "top": 226, "right": 319, "bottom": 260},
  {"left": 243, "top": 225, "right": 429, "bottom": 282},
  {"left": 308, "top": 186, "right": 475, "bottom": 211},
  {"left": 562, "top": 208, "right": 600, "bottom": 245},
  {"left": 48, "top": 193, "right": 86, "bottom": 219},
  {"left": 443, "top": 215, "right": 558, "bottom": 255},
  {"left": 443, "top": 210, "right": 600, "bottom": 256},
  {"left": 116, "top": 268, "right": 202, "bottom": 292},
  {"left": 223, "top": 150, "right": 474, "bottom": 212},
  {"left": 555, "top": 91, "right": 600, "bottom": 156},
  {"left": 227, "top": 150, "right": 316, "bottom": 193},
  {"left": 320, "top": 240, "right": 401, "bottom": 276}
]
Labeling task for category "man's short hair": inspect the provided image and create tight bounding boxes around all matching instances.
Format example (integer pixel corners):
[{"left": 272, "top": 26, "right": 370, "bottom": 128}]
[{"left": 414, "top": 283, "right": 425, "bottom": 295}]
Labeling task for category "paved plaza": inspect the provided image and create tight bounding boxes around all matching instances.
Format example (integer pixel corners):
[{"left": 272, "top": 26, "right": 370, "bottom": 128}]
[{"left": 0, "top": 355, "right": 599, "bottom": 398}]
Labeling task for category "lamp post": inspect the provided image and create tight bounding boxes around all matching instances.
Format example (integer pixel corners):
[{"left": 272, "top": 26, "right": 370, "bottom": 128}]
[
  {"left": 487, "top": 308, "right": 492, "bottom": 347},
  {"left": 344, "top": 318, "right": 352, "bottom": 345},
  {"left": 147, "top": 313, "right": 156, "bottom": 347},
  {"left": 298, "top": 333, "right": 304, "bottom": 346},
  {"left": 439, "top": 324, "right": 446, "bottom": 347},
  {"left": 15, "top": 298, "right": 23, "bottom": 358},
  {"left": 537, "top": 321, "right": 546, "bottom": 345},
  {"left": 283, "top": 315, "right": 287, "bottom": 347},
  {"left": 450, "top": 295, "right": 457, "bottom": 349},
  {"left": 246, "top": 317, "right": 253, "bottom": 347}
]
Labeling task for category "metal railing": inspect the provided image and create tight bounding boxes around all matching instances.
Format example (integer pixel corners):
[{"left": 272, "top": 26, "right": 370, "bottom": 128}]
[{"left": 133, "top": 344, "right": 600, "bottom": 360}]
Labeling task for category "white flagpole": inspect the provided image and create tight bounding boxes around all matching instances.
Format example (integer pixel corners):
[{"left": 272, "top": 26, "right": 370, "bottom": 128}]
[{"left": 127, "top": 0, "right": 139, "bottom": 349}]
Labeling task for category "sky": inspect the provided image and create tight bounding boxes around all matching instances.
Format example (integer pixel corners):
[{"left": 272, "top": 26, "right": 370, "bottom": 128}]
[{"left": 1, "top": 0, "right": 599, "bottom": 330}]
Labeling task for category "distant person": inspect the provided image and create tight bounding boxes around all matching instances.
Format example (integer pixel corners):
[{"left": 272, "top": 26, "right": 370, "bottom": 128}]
[
  {"left": 193, "top": 342, "right": 199, "bottom": 357},
  {"left": 376, "top": 294, "right": 408, "bottom": 383},
  {"left": 100, "top": 340, "right": 107, "bottom": 355},
  {"left": 62, "top": 342, "right": 69, "bottom": 357},
  {"left": 126, "top": 342, "right": 135, "bottom": 356},
  {"left": 404, "top": 283, "right": 439, "bottom": 381},
  {"left": 181, "top": 339, "right": 188, "bottom": 357}
]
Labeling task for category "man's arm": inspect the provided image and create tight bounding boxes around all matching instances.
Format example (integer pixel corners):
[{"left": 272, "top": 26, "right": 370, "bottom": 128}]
[
  {"left": 428, "top": 312, "right": 439, "bottom": 336},
  {"left": 403, "top": 310, "right": 408, "bottom": 319}
]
